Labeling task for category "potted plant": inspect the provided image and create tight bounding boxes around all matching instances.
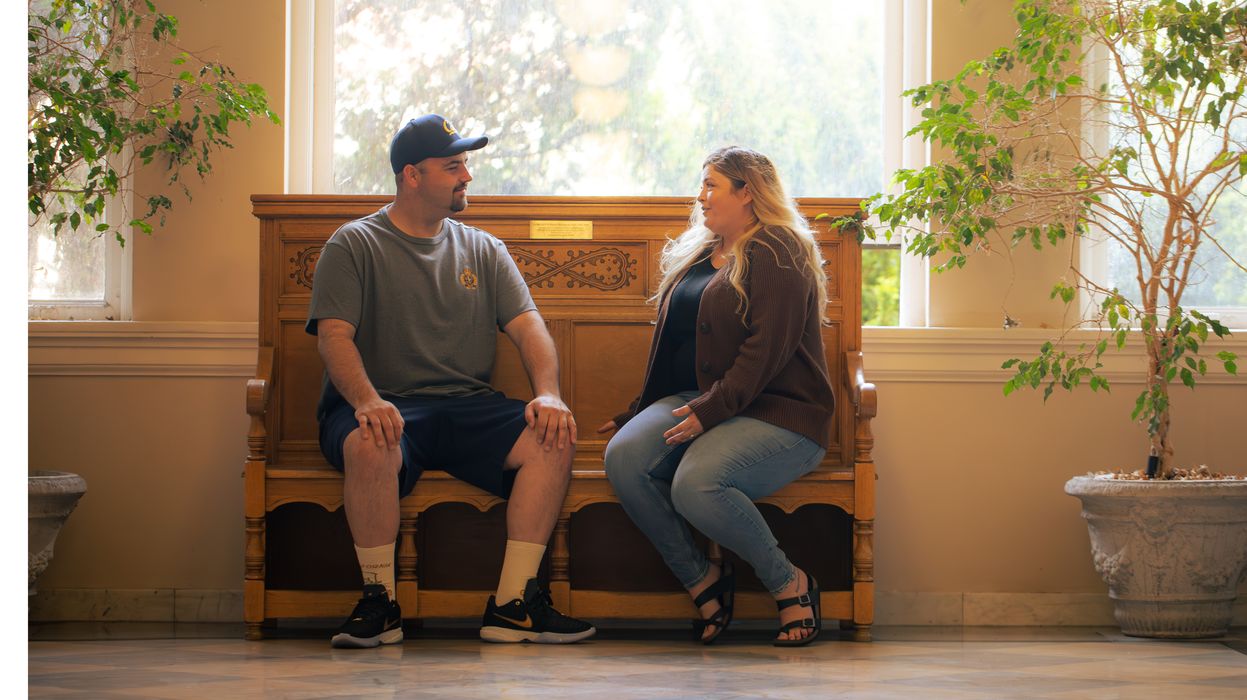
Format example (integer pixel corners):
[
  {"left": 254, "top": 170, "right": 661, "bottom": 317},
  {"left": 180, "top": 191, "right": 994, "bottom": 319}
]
[
  {"left": 839, "top": 0, "right": 1247, "bottom": 637},
  {"left": 27, "top": 0, "right": 278, "bottom": 588}
]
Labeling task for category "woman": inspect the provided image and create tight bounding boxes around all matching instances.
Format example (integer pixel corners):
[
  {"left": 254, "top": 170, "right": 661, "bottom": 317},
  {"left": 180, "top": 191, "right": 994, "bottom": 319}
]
[{"left": 599, "top": 146, "right": 835, "bottom": 646}]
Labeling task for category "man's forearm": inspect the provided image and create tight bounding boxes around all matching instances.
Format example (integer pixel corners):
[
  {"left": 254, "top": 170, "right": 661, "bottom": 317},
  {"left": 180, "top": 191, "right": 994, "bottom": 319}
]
[
  {"left": 516, "top": 327, "right": 562, "bottom": 398},
  {"left": 319, "top": 335, "right": 381, "bottom": 408}
]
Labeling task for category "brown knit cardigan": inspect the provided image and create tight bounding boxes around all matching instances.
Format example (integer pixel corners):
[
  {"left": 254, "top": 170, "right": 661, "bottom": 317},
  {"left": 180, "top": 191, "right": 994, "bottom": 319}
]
[{"left": 614, "top": 227, "right": 836, "bottom": 448}]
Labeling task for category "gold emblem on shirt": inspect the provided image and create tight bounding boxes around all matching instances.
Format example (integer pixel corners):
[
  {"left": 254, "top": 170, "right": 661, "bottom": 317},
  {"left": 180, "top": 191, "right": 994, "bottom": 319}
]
[{"left": 459, "top": 267, "right": 478, "bottom": 290}]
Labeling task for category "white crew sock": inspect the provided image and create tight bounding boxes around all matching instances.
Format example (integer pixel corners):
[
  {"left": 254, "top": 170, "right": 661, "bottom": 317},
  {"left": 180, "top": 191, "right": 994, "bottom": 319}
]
[
  {"left": 495, "top": 540, "right": 547, "bottom": 603},
  {"left": 354, "top": 543, "right": 396, "bottom": 601}
]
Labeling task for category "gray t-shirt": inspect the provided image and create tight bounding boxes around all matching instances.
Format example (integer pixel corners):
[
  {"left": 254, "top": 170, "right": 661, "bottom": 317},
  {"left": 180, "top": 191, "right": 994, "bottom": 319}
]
[{"left": 306, "top": 206, "right": 536, "bottom": 413}]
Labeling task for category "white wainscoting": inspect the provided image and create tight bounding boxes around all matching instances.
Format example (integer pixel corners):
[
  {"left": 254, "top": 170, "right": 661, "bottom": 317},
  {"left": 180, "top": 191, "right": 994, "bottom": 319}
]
[
  {"left": 28, "top": 322, "right": 259, "bottom": 377},
  {"left": 30, "top": 323, "right": 1246, "bottom": 383},
  {"left": 862, "top": 327, "right": 1247, "bottom": 385}
]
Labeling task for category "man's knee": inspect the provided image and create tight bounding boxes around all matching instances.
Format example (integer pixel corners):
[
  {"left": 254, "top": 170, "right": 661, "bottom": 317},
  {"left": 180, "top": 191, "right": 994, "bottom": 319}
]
[
  {"left": 342, "top": 429, "right": 402, "bottom": 477},
  {"left": 537, "top": 438, "right": 574, "bottom": 473},
  {"left": 508, "top": 428, "right": 573, "bottom": 474}
]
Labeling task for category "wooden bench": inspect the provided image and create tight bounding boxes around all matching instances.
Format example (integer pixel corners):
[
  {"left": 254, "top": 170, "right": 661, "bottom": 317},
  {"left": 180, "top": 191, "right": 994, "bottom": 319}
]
[{"left": 246, "top": 195, "right": 877, "bottom": 640}]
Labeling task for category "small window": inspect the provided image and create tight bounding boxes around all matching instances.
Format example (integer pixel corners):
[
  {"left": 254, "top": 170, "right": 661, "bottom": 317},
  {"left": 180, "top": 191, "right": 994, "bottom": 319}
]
[{"left": 27, "top": 167, "right": 129, "bottom": 321}]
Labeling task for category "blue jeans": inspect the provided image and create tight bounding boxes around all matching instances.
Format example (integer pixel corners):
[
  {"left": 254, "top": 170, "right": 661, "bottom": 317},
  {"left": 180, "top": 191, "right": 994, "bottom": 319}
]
[{"left": 604, "top": 392, "right": 825, "bottom": 594}]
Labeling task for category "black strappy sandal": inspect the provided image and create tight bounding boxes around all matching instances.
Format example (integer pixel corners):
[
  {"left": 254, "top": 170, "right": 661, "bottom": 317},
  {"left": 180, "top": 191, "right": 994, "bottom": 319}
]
[
  {"left": 773, "top": 571, "right": 821, "bottom": 647},
  {"left": 691, "top": 561, "right": 735, "bottom": 645}
]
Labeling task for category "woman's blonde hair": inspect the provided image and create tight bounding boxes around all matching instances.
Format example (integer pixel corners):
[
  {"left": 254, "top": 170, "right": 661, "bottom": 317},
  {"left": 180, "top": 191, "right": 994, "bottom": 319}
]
[{"left": 654, "top": 146, "right": 828, "bottom": 322}]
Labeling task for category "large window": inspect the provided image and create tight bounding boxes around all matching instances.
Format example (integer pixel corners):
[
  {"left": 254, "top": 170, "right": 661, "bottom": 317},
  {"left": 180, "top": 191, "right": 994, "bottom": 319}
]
[
  {"left": 290, "top": 0, "right": 932, "bottom": 325},
  {"left": 330, "top": 0, "right": 884, "bottom": 197}
]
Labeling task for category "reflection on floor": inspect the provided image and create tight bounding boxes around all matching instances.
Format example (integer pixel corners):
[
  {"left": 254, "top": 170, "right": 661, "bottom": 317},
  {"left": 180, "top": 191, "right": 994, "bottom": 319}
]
[{"left": 28, "top": 623, "right": 1247, "bottom": 699}]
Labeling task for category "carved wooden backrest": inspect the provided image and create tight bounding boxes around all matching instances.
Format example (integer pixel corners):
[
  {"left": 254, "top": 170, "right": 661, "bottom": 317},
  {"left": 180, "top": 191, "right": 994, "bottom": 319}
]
[{"left": 252, "top": 196, "right": 863, "bottom": 471}]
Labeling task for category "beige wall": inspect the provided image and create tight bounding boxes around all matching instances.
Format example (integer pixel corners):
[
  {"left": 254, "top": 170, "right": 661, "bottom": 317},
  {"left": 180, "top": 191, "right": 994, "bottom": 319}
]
[
  {"left": 131, "top": 0, "right": 285, "bottom": 322},
  {"left": 28, "top": 0, "right": 1247, "bottom": 622},
  {"left": 928, "top": 0, "right": 1076, "bottom": 329},
  {"left": 872, "top": 378, "right": 1247, "bottom": 593},
  {"left": 30, "top": 0, "right": 284, "bottom": 609}
]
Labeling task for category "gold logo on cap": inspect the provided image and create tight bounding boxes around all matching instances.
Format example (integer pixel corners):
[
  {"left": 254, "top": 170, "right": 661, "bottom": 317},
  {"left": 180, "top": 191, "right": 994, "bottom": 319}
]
[{"left": 442, "top": 119, "right": 458, "bottom": 136}]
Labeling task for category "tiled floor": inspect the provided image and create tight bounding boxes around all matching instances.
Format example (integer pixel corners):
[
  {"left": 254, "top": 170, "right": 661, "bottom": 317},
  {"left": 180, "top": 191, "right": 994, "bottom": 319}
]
[{"left": 28, "top": 623, "right": 1247, "bottom": 699}]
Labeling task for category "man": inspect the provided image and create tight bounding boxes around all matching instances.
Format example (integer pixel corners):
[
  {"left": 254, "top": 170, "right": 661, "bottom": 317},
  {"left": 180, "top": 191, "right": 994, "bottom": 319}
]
[{"left": 306, "top": 113, "right": 595, "bottom": 647}]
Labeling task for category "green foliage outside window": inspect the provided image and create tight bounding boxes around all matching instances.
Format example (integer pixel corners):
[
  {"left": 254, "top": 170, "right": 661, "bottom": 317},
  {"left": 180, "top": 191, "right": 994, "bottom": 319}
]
[
  {"left": 862, "top": 248, "right": 900, "bottom": 327},
  {"left": 331, "top": 0, "right": 884, "bottom": 197}
]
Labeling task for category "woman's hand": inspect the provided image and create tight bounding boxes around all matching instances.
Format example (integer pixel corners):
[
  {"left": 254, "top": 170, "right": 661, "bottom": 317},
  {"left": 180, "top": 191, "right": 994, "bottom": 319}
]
[
  {"left": 596, "top": 420, "right": 618, "bottom": 435},
  {"left": 663, "top": 405, "right": 704, "bottom": 445}
]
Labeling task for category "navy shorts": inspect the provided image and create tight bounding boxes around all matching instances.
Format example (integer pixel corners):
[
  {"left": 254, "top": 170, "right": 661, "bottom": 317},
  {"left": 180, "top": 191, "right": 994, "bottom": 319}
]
[{"left": 318, "top": 392, "right": 529, "bottom": 499}]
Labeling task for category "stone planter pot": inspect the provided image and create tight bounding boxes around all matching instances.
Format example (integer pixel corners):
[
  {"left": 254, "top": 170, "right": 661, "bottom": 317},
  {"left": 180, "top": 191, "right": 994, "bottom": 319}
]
[
  {"left": 1065, "top": 475, "right": 1247, "bottom": 638},
  {"left": 29, "top": 470, "right": 87, "bottom": 596}
]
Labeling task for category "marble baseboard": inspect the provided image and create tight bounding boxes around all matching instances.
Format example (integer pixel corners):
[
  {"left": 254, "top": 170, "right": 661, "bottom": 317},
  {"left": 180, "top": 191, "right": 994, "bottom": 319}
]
[
  {"left": 877, "top": 591, "right": 1247, "bottom": 626},
  {"left": 29, "top": 589, "right": 242, "bottom": 622},
  {"left": 29, "top": 589, "right": 1247, "bottom": 626}
]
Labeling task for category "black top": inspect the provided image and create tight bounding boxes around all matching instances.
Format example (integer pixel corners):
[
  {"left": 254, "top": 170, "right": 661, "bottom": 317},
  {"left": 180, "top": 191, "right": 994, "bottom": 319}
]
[{"left": 661, "top": 256, "right": 717, "bottom": 393}]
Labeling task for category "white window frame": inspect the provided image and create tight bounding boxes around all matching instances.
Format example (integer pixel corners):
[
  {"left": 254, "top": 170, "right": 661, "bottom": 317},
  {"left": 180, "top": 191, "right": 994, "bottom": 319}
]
[
  {"left": 286, "top": 0, "right": 335, "bottom": 194},
  {"left": 286, "top": 0, "right": 931, "bottom": 325},
  {"left": 883, "top": 0, "right": 931, "bottom": 327}
]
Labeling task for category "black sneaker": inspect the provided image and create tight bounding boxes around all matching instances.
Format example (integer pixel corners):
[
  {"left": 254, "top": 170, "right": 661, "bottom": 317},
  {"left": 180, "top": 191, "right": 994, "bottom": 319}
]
[
  {"left": 330, "top": 584, "right": 403, "bottom": 648},
  {"left": 480, "top": 578, "right": 596, "bottom": 644}
]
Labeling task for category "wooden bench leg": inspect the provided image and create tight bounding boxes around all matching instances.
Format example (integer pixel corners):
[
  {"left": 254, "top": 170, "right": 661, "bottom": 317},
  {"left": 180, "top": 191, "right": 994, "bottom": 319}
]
[
  {"left": 550, "top": 514, "right": 571, "bottom": 612},
  {"left": 397, "top": 515, "right": 419, "bottom": 618},
  {"left": 707, "top": 540, "right": 723, "bottom": 569},
  {"left": 853, "top": 518, "right": 875, "bottom": 642},
  {"left": 244, "top": 515, "right": 265, "bottom": 640}
]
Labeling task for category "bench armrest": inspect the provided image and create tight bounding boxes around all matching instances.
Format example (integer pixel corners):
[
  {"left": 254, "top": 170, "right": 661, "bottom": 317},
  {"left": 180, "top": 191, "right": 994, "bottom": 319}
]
[
  {"left": 247, "top": 346, "right": 274, "bottom": 418},
  {"left": 845, "top": 350, "right": 877, "bottom": 421}
]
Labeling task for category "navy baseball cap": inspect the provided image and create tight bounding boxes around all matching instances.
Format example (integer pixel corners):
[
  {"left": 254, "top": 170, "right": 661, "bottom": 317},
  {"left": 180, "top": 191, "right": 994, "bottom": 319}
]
[{"left": 389, "top": 114, "right": 488, "bottom": 173}]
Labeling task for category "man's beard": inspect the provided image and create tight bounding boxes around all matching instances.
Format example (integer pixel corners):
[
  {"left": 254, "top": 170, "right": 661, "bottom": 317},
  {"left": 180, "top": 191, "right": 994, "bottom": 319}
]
[{"left": 451, "top": 191, "right": 468, "bottom": 212}]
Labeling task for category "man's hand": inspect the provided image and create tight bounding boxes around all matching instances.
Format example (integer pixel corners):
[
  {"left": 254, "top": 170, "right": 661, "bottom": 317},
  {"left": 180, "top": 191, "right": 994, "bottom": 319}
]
[
  {"left": 526, "top": 394, "right": 577, "bottom": 450},
  {"left": 354, "top": 396, "right": 404, "bottom": 450},
  {"left": 596, "top": 420, "right": 618, "bottom": 435},
  {"left": 663, "top": 405, "right": 704, "bottom": 445}
]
